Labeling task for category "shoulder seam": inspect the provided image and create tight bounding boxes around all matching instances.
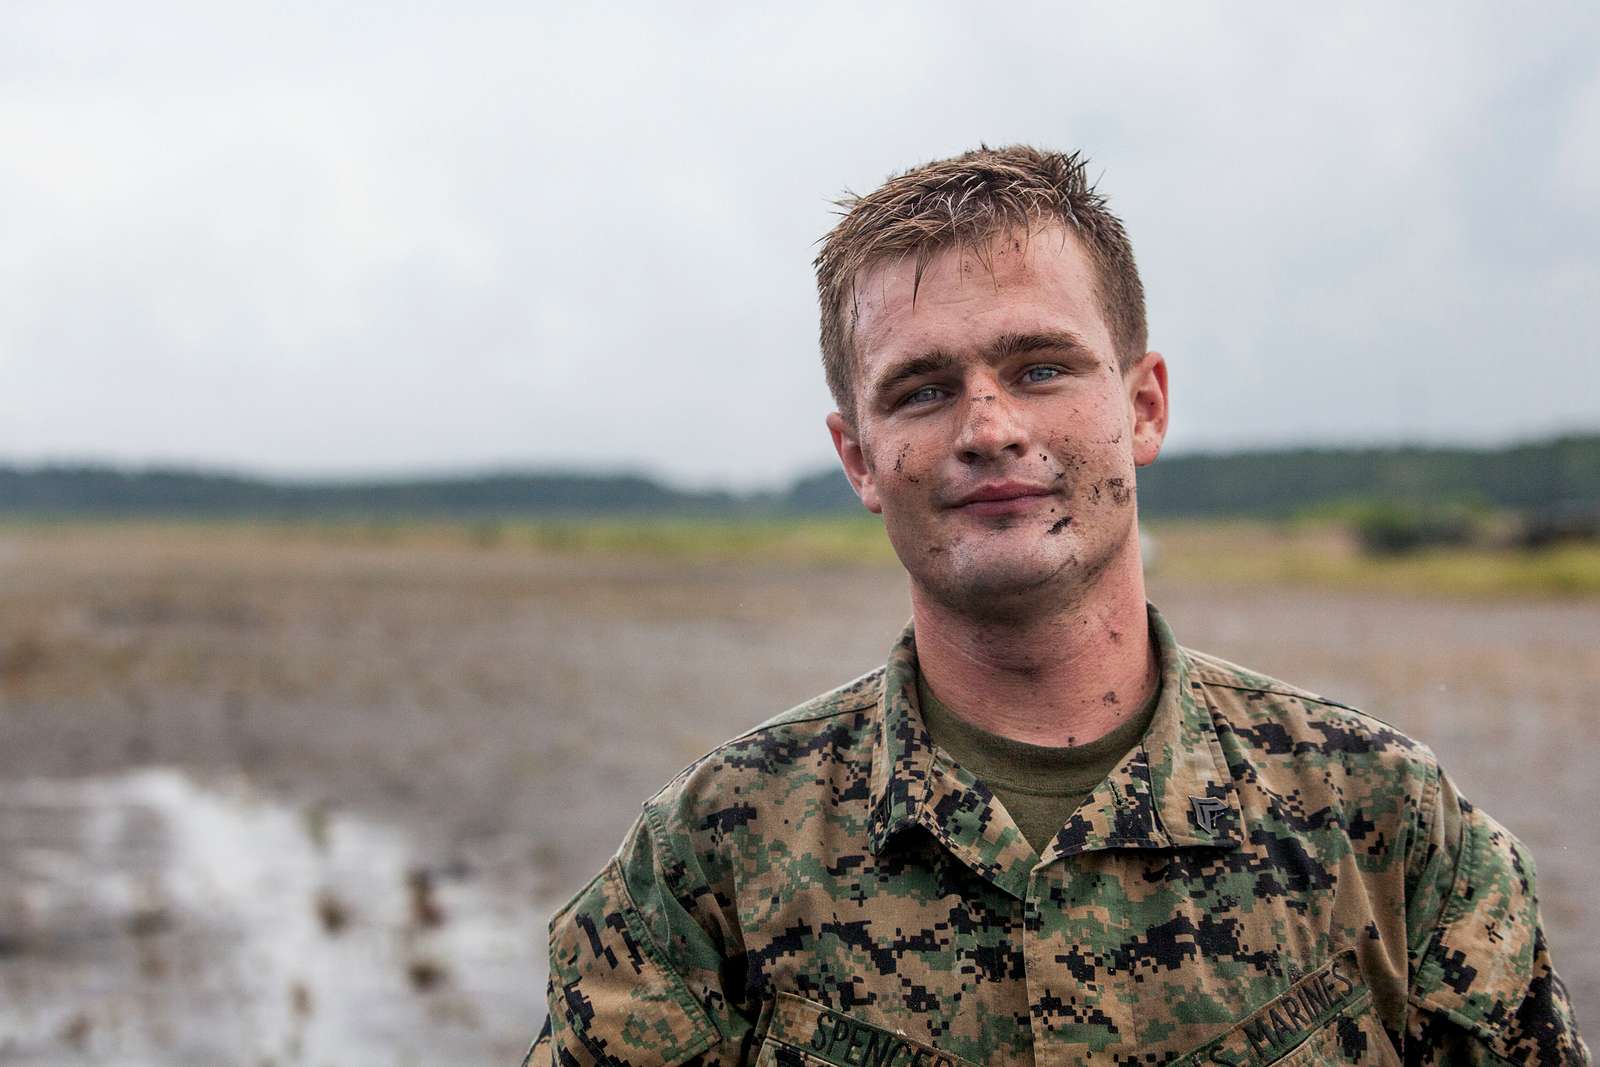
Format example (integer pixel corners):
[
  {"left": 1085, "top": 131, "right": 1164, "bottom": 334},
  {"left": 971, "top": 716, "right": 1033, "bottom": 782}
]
[
  {"left": 1191, "top": 673, "right": 1362, "bottom": 713},
  {"left": 1188, "top": 656, "right": 1419, "bottom": 733},
  {"left": 720, "top": 699, "right": 876, "bottom": 746},
  {"left": 1196, "top": 673, "right": 1421, "bottom": 737}
]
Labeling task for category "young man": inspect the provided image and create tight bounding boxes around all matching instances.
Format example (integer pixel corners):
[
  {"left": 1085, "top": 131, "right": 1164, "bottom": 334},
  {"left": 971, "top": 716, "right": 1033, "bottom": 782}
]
[{"left": 524, "top": 147, "right": 1587, "bottom": 1065}]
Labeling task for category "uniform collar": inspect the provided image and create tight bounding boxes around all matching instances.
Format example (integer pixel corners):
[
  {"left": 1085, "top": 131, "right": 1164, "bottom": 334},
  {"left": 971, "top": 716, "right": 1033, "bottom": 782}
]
[{"left": 865, "top": 603, "right": 1242, "bottom": 900}]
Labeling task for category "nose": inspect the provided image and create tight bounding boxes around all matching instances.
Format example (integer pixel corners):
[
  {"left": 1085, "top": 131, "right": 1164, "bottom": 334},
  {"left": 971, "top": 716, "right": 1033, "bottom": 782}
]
[{"left": 955, "top": 382, "right": 1029, "bottom": 465}]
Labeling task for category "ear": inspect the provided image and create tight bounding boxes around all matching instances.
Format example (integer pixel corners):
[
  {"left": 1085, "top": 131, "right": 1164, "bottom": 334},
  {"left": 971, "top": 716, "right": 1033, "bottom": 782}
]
[
  {"left": 1126, "top": 351, "right": 1169, "bottom": 468},
  {"left": 826, "top": 411, "right": 883, "bottom": 514}
]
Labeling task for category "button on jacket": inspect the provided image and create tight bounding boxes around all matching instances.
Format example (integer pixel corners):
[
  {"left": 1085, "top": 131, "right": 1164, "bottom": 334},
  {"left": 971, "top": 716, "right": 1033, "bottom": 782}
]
[{"left": 526, "top": 606, "right": 1587, "bottom": 1065}]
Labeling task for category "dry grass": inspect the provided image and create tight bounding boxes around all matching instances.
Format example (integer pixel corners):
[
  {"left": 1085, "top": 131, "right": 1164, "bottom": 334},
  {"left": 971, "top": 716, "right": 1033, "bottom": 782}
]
[
  {"left": 1147, "top": 518, "right": 1600, "bottom": 598},
  {"left": 9, "top": 516, "right": 1595, "bottom": 597}
]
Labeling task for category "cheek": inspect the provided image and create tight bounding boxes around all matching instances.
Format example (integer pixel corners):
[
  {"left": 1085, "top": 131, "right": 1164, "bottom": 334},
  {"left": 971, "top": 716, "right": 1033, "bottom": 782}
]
[
  {"left": 1087, "top": 476, "right": 1135, "bottom": 508},
  {"left": 1047, "top": 433, "right": 1134, "bottom": 505},
  {"left": 877, "top": 439, "right": 930, "bottom": 487},
  {"left": 1028, "top": 447, "right": 1078, "bottom": 495},
  {"left": 1044, "top": 435, "right": 1094, "bottom": 485}
]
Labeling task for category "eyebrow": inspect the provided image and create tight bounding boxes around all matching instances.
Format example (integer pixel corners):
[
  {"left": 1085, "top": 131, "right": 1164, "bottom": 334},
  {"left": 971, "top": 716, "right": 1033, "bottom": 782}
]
[
  {"left": 988, "top": 330, "right": 1097, "bottom": 362},
  {"left": 869, "top": 329, "right": 1098, "bottom": 400}
]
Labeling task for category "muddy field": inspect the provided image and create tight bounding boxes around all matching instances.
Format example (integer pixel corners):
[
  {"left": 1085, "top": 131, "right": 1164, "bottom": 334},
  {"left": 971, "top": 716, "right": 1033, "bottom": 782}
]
[{"left": 0, "top": 524, "right": 1595, "bottom": 1063}]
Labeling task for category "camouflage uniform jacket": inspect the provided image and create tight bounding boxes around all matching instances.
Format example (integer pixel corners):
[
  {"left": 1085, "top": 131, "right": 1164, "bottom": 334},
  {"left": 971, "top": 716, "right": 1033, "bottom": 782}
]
[{"left": 527, "top": 605, "right": 1587, "bottom": 1065}]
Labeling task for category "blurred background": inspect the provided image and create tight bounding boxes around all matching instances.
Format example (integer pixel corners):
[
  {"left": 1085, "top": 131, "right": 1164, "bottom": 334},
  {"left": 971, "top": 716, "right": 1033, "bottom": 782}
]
[{"left": 2, "top": 3, "right": 1598, "bottom": 1063}]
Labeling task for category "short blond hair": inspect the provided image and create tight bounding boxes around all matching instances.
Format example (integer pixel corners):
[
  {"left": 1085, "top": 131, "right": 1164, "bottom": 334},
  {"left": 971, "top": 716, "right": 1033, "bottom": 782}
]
[{"left": 814, "top": 145, "right": 1147, "bottom": 423}]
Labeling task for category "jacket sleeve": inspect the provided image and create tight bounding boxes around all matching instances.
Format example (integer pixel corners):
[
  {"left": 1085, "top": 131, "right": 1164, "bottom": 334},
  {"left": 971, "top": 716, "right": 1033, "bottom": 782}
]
[
  {"left": 1405, "top": 771, "right": 1589, "bottom": 1065},
  {"left": 532, "top": 807, "right": 753, "bottom": 1066}
]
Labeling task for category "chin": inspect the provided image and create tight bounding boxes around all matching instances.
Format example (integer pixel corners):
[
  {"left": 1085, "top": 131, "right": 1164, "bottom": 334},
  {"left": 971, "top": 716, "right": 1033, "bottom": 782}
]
[{"left": 924, "top": 548, "right": 1087, "bottom": 616}]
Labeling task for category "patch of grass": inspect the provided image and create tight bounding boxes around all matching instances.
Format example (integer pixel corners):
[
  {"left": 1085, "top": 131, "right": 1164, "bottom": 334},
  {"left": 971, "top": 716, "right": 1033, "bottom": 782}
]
[
  {"left": 1146, "top": 519, "right": 1600, "bottom": 598},
  {"left": 1361, "top": 544, "right": 1600, "bottom": 597},
  {"left": 508, "top": 516, "right": 896, "bottom": 565},
  {"left": 1, "top": 515, "right": 898, "bottom": 565},
  {"left": 8, "top": 516, "right": 1596, "bottom": 595}
]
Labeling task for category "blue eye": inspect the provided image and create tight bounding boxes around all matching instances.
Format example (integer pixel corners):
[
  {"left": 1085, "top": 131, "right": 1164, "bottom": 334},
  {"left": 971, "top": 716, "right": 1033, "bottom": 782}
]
[
  {"left": 903, "top": 386, "right": 944, "bottom": 406},
  {"left": 1024, "top": 366, "right": 1062, "bottom": 383}
]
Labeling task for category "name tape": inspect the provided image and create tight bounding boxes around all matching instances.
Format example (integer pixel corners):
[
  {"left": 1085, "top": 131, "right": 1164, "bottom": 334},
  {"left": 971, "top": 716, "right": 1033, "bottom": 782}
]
[{"left": 767, "top": 993, "right": 980, "bottom": 1067}]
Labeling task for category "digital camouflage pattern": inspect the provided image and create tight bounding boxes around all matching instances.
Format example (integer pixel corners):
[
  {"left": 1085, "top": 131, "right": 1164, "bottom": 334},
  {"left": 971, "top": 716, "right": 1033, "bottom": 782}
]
[{"left": 525, "top": 606, "right": 1587, "bottom": 1065}]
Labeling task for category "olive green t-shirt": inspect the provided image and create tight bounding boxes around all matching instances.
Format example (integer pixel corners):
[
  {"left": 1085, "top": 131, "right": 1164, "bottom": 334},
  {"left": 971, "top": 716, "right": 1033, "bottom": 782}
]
[{"left": 916, "top": 673, "right": 1160, "bottom": 856}]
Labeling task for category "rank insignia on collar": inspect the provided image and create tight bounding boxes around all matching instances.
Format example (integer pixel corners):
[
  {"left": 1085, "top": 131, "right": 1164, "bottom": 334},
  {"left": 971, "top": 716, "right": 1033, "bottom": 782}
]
[{"left": 1190, "top": 795, "right": 1228, "bottom": 834}]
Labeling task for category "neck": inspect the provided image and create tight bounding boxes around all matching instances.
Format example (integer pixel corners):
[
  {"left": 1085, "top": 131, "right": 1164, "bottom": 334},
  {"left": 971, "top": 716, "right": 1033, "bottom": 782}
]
[{"left": 909, "top": 540, "right": 1157, "bottom": 747}]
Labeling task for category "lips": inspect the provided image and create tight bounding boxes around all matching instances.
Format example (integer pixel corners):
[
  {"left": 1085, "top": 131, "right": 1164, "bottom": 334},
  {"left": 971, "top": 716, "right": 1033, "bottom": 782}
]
[{"left": 948, "top": 482, "right": 1056, "bottom": 517}]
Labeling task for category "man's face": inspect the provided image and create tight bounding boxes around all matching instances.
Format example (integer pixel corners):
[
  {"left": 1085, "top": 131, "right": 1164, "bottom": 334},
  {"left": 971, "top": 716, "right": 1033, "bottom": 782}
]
[{"left": 827, "top": 225, "right": 1168, "bottom": 616}]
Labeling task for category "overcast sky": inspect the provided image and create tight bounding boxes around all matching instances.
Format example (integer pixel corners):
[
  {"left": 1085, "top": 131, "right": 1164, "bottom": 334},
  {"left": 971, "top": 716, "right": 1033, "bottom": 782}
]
[{"left": 3, "top": 3, "right": 1596, "bottom": 490}]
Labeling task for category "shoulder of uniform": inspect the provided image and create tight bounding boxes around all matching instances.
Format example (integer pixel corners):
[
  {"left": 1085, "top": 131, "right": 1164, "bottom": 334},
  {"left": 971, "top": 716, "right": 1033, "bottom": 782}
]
[
  {"left": 641, "top": 667, "right": 884, "bottom": 816},
  {"left": 1183, "top": 645, "right": 1357, "bottom": 709},
  {"left": 742, "top": 665, "right": 884, "bottom": 734},
  {"left": 1182, "top": 644, "right": 1442, "bottom": 773}
]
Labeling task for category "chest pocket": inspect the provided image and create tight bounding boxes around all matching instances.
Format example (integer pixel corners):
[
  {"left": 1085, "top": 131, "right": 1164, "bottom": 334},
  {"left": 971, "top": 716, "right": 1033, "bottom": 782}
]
[
  {"left": 1174, "top": 950, "right": 1399, "bottom": 1066},
  {"left": 753, "top": 992, "right": 981, "bottom": 1067}
]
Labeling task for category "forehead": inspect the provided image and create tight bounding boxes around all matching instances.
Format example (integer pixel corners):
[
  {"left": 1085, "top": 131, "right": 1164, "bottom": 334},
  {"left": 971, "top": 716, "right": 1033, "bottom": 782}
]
[{"left": 850, "top": 225, "right": 1114, "bottom": 379}]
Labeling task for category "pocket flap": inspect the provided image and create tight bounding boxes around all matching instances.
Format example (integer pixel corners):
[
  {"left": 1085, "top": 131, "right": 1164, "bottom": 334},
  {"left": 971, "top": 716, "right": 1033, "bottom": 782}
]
[
  {"left": 1411, "top": 807, "right": 1540, "bottom": 1040},
  {"left": 548, "top": 859, "right": 720, "bottom": 1066}
]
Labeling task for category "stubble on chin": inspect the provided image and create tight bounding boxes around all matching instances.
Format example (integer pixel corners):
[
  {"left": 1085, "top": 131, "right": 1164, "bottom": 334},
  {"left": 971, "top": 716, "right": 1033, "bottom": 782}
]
[
  {"left": 910, "top": 535, "right": 1081, "bottom": 622},
  {"left": 908, "top": 511, "right": 1140, "bottom": 625}
]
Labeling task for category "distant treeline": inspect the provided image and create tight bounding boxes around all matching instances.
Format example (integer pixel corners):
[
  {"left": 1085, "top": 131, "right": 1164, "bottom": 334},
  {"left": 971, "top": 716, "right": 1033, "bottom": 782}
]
[
  {"left": 0, "top": 468, "right": 740, "bottom": 518},
  {"left": 1136, "top": 434, "right": 1600, "bottom": 517},
  {"left": 3, "top": 434, "right": 1598, "bottom": 519}
]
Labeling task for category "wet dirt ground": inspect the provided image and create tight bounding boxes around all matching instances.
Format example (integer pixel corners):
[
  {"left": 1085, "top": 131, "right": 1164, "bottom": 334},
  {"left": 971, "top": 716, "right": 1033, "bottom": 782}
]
[{"left": 1, "top": 525, "right": 1595, "bottom": 1063}]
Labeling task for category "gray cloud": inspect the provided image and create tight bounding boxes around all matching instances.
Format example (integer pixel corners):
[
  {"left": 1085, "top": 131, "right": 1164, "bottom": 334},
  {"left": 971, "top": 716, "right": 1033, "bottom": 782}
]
[{"left": 2, "top": 2, "right": 1596, "bottom": 489}]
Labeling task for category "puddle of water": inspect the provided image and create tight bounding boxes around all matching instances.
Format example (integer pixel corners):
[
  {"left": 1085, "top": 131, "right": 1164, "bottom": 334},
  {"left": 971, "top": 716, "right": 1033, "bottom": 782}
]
[{"left": 0, "top": 768, "right": 549, "bottom": 1065}]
